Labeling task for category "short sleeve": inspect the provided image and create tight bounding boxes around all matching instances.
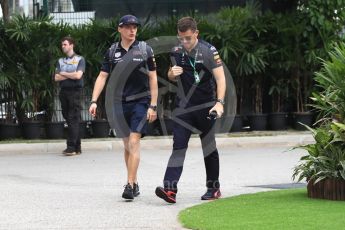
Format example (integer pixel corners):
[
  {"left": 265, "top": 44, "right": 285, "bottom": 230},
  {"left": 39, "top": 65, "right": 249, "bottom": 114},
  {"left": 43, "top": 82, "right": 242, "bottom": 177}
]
[
  {"left": 207, "top": 45, "right": 223, "bottom": 69},
  {"left": 77, "top": 57, "right": 86, "bottom": 72},
  {"left": 146, "top": 46, "right": 156, "bottom": 71},
  {"left": 100, "top": 49, "right": 111, "bottom": 73}
]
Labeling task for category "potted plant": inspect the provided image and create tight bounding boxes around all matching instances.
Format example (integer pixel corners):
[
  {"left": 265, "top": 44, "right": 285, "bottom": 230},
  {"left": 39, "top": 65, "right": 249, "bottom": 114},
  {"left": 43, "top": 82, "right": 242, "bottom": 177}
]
[
  {"left": 6, "top": 16, "right": 56, "bottom": 139},
  {"left": 293, "top": 43, "right": 345, "bottom": 200},
  {"left": 0, "top": 74, "right": 20, "bottom": 139},
  {"left": 247, "top": 74, "right": 268, "bottom": 131},
  {"left": 0, "top": 21, "right": 21, "bottom": 139},
  {"left": 18, "top": 85, "right": 48, "bottom": 139},
  {"left": 293, "top": 122, "right": 345, "bottom": 200},
  {"left": 265, "top": 13, "right": 295, "bottom": 130},
  {"left": 268, "top": 77, "right": 289, "bottom": 130}
]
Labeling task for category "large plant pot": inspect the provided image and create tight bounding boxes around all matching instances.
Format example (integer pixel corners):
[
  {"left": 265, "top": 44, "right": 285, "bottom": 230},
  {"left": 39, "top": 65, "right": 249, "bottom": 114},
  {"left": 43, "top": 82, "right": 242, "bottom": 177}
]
[
  {"left": 45, "top": 122, "right": 65, "bottom": 139},
  {"left": 91, "top": 119, "right": 110, "bottom": 138},
  {"left": 248, "top": 114, "right": 268, "bottom": 131},
  {"left": 307, "top": 179, "right": 345, "bottom": 201},
  {"left": 230, "top": 115, "right": 243, "bottom": 132},
  {"left": 293, "top": 112, "right": 314, "bottom": 130},
  {"left": 0, "top": 123, "right": 21, "bottom": 139},
  {"left": 268, "top": 112, "right": 288, "bottom": 130},
  {"left": 21, "top": 121, "right": 44, "bottom": 139}
]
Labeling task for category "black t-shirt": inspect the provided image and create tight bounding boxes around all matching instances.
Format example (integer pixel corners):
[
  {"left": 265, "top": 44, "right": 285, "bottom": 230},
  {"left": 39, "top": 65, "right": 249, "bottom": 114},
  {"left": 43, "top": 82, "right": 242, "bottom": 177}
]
[
  {"left": 101, "top": 40, "right": 156, "bottom": 103},
  {"left": 170, "top": 39, "right": 223, "bottom": 108}
]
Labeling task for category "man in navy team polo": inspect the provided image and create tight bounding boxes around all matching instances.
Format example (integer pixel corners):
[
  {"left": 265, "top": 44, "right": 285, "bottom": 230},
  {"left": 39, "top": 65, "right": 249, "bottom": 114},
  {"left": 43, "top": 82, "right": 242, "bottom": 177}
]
[
  {"left": 55, "top": 36, "right": 86, "bottom": 157},
  {"left": 89, "top": 15, "right": 158, "bottom": 200},
  {"left": 155, "top": 17, "right": 226, "bottom": 203}
]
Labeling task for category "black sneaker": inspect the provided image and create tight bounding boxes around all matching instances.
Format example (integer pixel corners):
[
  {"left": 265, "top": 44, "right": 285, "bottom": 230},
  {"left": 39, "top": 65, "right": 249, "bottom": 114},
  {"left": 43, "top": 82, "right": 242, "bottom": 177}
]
[
  {"left": 122, "top": 183, "right": 134, "bottom": 200},
  {"left": 62, "top": 148, "right": 76, "bottom": 156},
  {"left": 76, "top": 146, "right": 82, "bottom": 155},
  {"left": 201, "top": 188, "right": 221, "bottom": 200},
  {"left": 133, "top": 183, "right": 140, "bottom": 197},
  {"left": 155, "top": 186, "right": 176, "bottom": 204}
]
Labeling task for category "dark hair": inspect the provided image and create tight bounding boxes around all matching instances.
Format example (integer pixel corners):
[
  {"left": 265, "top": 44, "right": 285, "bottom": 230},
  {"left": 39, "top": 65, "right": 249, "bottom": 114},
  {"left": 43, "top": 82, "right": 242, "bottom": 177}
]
[
  {"left": 177, "top": 17, "right": 197, "bottom": 32},
  {"left": 61, "top": 36, "right": 75, "bottom": 45}
]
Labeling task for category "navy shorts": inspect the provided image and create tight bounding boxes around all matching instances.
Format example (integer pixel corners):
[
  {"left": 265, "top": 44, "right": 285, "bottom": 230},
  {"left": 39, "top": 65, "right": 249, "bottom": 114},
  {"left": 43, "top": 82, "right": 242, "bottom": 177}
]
[{"left": 112, "top": 101, "right": 148, "bottom": 138}]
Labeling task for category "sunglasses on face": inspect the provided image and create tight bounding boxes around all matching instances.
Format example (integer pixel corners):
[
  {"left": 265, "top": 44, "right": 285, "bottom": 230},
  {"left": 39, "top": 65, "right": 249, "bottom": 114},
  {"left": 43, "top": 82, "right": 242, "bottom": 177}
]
[{"left": 177, "top": 35, "right": 193, "bottom": 42}]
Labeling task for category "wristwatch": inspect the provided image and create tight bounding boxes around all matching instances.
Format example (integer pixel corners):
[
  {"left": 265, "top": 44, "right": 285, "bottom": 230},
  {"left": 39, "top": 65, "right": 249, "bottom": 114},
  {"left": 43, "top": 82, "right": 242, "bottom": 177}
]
[
  {"left": 149, "top": 105, "right": 157, "bottom": 111},
  {"left": 90, "top": 100, "right": 97, "bottom": 105},
  {"left": 216, "top": 99, "right": 225, "bottom": 105}
]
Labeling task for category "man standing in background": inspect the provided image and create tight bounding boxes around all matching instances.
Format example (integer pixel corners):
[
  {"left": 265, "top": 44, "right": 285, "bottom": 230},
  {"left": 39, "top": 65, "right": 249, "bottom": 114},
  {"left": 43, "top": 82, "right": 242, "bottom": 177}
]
[{"left": 55, "top": 36, "right": 85, "bottom": 156}]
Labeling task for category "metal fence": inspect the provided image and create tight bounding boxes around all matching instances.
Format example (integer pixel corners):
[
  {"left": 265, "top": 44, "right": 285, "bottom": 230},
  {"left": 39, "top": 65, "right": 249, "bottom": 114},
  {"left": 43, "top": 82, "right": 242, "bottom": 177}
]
[
  {"left": 47, "top": 0, "right": 92, "bottom": 13},
  {"left": 50, "top": 11, "right": 95, "bottom": 25}
]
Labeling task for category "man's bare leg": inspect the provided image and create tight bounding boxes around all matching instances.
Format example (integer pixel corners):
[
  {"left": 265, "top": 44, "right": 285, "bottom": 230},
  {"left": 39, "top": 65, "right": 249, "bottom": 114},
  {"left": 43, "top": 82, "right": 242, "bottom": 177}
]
[
  {"left": 127, "top": 132, "right": 141, "bottom": 185},
  {"left": 122, "top": 137, "right": 130, "bottom": 169}
]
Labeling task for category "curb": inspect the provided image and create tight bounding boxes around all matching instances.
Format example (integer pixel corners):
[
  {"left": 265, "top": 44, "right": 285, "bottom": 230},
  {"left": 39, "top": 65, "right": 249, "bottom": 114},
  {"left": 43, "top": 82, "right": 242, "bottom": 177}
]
[{"left": 0, "top": 133, "right": 314, "bottom": 154}]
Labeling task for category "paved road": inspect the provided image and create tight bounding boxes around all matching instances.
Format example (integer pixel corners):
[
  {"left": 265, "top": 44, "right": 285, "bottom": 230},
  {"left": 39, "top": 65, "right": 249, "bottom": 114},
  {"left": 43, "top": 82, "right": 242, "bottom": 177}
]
[{"left": 0, "top": 142, "right": 306, "bottom": 229}]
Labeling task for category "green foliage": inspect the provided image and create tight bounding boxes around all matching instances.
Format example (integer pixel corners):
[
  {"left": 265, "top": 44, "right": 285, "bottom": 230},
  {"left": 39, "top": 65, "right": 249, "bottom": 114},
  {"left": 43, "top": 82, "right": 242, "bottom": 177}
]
[
  {"left": 2, "top": 1, "right": 345, "bottom": 121},
  {"left": 293, "top": 122, "right": 345, "bottom": 184},
  {"left": 1, "top": 15, "right": 120, "bottom": 121},
  {"left": 312, "top": 43, "right": 345, "bottom": 124},
  {"left": 205, "top": 3, "right": 268, "bottom": 77},
  {"left": 293, "top": 43, "right": 345, "bottom": 184}
]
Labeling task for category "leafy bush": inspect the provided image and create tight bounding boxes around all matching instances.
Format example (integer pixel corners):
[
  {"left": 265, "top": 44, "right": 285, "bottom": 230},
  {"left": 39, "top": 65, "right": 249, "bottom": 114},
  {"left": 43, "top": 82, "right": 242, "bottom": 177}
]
[{"left": 293, "top": 43, "right": 345, "bottom": 184}]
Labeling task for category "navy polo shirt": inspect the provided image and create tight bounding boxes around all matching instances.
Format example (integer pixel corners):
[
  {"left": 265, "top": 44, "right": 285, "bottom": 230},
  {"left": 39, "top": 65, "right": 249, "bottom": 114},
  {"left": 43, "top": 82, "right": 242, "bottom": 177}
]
[
  {"left": 101, "top": 40, "right": 156, "bottom": 103},
  {"left": 170, "top": 39, "right": 223, "bottom": 107}
]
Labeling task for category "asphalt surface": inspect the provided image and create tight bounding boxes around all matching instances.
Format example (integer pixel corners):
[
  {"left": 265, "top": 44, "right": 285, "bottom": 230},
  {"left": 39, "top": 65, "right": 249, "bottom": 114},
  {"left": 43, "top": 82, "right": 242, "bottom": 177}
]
[{"left": 0, "top": 135, "right": 309, "bottom": 229}]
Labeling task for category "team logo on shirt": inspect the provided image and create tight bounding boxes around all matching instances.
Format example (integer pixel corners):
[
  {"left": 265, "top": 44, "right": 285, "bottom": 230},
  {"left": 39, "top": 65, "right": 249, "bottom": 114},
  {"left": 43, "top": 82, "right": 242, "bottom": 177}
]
[
  {"left": 133, "top": 50, "right": 142, "bottom": 56},
  {"left": 213, "top": 53, "right": 222, "bottom": 65},
  {"left": 115, "top": 52, "right": 121, "bottom": 58}
]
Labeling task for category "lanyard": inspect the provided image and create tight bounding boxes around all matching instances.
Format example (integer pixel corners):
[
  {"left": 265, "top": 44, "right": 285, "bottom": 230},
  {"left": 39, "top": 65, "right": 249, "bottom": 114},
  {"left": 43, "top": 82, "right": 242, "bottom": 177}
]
[{"left": 185, "top": 49, "right": 200, "bottom": 84}]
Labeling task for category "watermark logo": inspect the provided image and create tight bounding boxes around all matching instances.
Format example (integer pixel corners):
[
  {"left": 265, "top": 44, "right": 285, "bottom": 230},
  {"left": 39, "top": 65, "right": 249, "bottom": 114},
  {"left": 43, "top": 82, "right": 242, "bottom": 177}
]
[{"left": 105, "top": 36, "right": 237, "bottom": 162}]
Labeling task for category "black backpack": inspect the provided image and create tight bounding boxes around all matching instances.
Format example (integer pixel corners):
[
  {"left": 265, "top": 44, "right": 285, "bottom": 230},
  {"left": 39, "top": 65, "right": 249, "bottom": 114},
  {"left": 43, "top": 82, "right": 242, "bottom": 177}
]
[{"left": 108, "top": 41, "right": 148, "bottom": 71}]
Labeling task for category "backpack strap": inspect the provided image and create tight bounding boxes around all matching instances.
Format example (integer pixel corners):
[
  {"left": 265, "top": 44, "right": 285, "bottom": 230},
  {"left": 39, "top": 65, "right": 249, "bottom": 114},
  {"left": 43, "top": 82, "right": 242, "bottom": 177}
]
[
  {"left": 138, "top": 41, "right": 147, "bottom": 61},
  {"left": 108, "top": 42, "right": 119, "bottom": 71},
  {"left": 138, "top": 41, "right": 149, "bottom": 71}
]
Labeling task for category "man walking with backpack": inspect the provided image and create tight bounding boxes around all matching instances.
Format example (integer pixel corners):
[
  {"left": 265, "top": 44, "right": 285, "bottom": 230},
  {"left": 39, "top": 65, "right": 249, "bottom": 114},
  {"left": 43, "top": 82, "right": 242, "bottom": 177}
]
[{"left": 89, "top": 15, "right": 158, "bottom": 200}]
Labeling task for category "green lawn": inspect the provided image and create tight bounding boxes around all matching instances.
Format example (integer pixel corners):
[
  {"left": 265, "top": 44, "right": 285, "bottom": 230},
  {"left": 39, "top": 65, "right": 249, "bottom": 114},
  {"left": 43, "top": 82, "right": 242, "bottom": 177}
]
[{"left": 179, "top": 189, "right": 345, "bottom": 230}]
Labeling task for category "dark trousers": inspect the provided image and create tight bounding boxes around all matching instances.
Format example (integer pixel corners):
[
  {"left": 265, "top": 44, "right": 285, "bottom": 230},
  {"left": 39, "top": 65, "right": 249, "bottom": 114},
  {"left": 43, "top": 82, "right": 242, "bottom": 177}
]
[
  {"left": 163, "top": 106, "right": 220, "bottom": 192},
  {"left": 59, "top": 88, "right": 81, "bottom": 150}
]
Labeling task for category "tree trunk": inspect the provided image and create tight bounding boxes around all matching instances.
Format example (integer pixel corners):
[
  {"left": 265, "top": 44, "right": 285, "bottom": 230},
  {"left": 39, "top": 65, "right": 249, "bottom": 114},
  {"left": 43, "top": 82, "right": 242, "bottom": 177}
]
[{"left": 0, "top": 0, "right": 10, "bottom": 23}]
